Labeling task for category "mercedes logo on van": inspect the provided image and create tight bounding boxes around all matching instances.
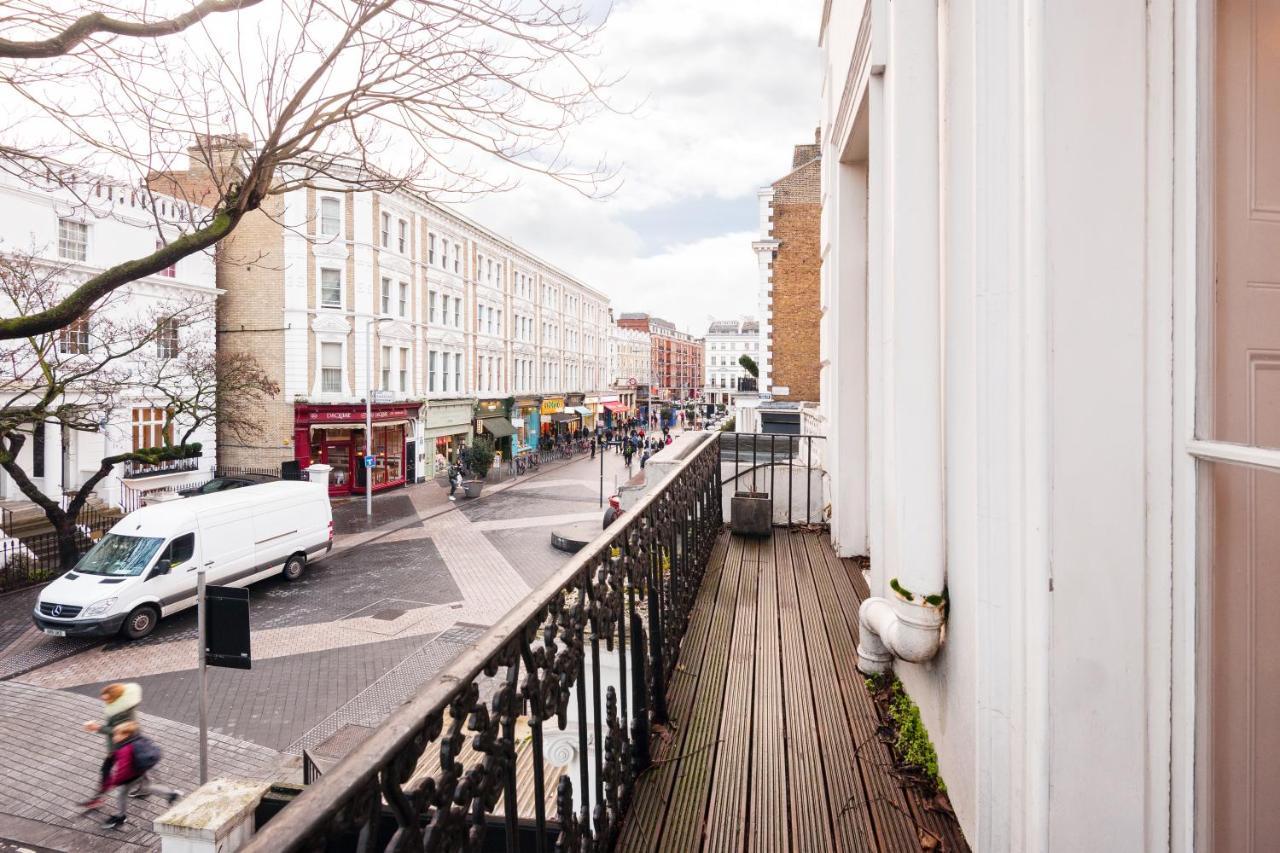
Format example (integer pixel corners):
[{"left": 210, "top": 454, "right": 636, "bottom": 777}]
[{"left": 52, "top": 605, "right": 63, "bottom": 617}]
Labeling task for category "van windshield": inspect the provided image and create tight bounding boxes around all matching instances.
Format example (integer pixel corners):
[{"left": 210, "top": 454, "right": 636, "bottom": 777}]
[{"left": 75, "top": 534, "right": 165, "bottom": 577}]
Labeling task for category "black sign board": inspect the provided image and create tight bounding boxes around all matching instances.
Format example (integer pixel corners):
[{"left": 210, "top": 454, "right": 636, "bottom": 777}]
[{"left": 205, "top": 585, "right": 252, "bottom": 670}]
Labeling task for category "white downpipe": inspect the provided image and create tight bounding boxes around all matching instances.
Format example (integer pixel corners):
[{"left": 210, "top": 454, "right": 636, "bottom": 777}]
[{"left": 856, "top": 0, "right": 946, "bottom": 674}]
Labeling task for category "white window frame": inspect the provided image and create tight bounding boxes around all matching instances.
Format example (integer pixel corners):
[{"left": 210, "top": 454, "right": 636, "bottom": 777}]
[
  {"left": 318, "top": 339, "right": 347, "bottom": 396},
  {"left": 319, "top": 266, "right": 343, "bottom": 309},
  {"left": 319, "top": 196, "right": 342, "bottom": 238},
  {"left": 381, "top": 212, "right": 391, "bottom": 248},
  {"left": 57, "top": 218, "right": 88, "bottom": 261}
]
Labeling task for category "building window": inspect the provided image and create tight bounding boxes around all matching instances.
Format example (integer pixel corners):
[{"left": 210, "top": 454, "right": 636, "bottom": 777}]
[
  {"left": 453, "top": 297, "right": 460, "bottom": 327},
  {"left": 399, "top": 281, "right": 408, "bottom": 318},
  {"left": 321, "top": 342, "right": 342, "bottom": 392},
  {"left": 132, "top": 407, "right": 173, "bottom": 451},
  {"left": 319, "top": 197, "right": 341, "bottom": 237},
  {"left": 58, "top": 315, "right": 90, "bottom": 355},
  {"left": 453, "top": 247, "right": 460, "bottom": 274},
  {"left": 428, "top": 290, "right": 437, "bottom": 324},
  {"left": 429, "top": 351, "right": 438, "bottom": 392},
  {"left": 381, "top": 277, "right": 391, "bottom": 314},
  {"left": 398, "top": 219, "right": 408, "bottom": 254},
  {"left": 31, "top": 422, "right": 45, "bottom": 477},
  {"left": 442, "top": 352, "right": 451, "bottom": 392},
  {"left": 441, "top": 240, "right": 449, "bottom": 270},
  {"left": 399, "top": 348, "right": 408, "bottom": 392},
  {"left": 381, "top": 345, "right": 392, "bottom": 390},
  {"left": 155, "top": 240, "right": 176, "bottom": 277},
  {"left": 454, "top": 353, "right": 461, "bottom": 392},
  {"left": 380, "top": 212, "right": 390, "bottom": 248},
  {"left": 428, "top": 233, "right": 436, "bottom": 264},
  {"left": 156, "top": 318, "right": 180, "bottom": 358},
  {"left": 58, "top": 218, "right": 87, "bottom": 261},
  {"left": 320, "top": 268, "right": 342, "bottom": 308}
]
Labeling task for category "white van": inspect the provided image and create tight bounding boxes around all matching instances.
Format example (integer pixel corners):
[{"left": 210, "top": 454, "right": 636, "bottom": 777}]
[{"left": 32, "top": 481, "right": 333, "bottom": 640}]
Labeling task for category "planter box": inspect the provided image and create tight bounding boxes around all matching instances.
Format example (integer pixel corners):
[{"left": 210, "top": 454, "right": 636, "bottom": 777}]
[
  {"left": 462, "top": 480, "right": 484, "bottom": 499},
  {"left": 731, "top": 491, "right": 772, "bottom": 537}
]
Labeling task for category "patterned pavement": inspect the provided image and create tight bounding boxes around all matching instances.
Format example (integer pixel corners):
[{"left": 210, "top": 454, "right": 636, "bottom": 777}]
[{"left": 0, "top": 436, "right": 688, "bottom": 851}]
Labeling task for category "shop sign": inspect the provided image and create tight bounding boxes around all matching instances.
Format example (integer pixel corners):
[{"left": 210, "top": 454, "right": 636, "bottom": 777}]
[
  {"left": 476, "top": 399, "right": 506, "bottom": 415},
  {"left": 302, "top": 403, "right": 418, "bottom": 424},
  {"left": 512, "top": 418, "right": 524, "bottom": 428},
  {"left": 540, "top": 398, "right": 564, "bottom": 415}
]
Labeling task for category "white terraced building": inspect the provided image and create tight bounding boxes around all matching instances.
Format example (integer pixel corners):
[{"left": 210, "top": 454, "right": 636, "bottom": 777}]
[
  {"left": 0, "top": 172, "right": 218, "bottom": 511},
  {"left": 703, "top": 318, "right": 760, "bottom": 406},
  {"left": 165, "top": 142, "right": 613, "bottom": 494}
]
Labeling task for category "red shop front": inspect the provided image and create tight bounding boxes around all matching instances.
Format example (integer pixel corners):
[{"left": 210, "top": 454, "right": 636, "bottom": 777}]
[{"left": 294, "top": 403, "right": 418, "bottom": 496}]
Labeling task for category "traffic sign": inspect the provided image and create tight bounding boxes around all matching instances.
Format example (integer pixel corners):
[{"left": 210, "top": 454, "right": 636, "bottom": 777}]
[{"left": 364, "top": 454, "right": 376, "bottom": 468}]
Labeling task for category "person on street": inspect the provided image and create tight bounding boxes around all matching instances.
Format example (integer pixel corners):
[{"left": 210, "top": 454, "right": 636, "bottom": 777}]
[
  {"left": 98, "top": 721, "right": 181, "bottom": 830},
  {"left": 79, "top": 682, "right": 141, "bottom": 809},
  {"left": 602, "top": 495, "right": 623, "bottom": 529},
  {"left": 590, "top": 433, "right": 597, "bottom": 459},
  {"left": 640, "top": 447, "right": 651, "bottom": 469},
  {"left": 448, "top": 462, "right": 463, "bottom": 501},
  {"left": 623, "top": 442, "right": 634, "bottom": 472}
]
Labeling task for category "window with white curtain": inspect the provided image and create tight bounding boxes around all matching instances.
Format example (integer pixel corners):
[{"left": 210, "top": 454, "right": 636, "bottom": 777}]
[
  {"left": 321, "top": 343, "right": 343, "bottom": 392},
  {"left": 320, "top": 197, "right": 340, "bottom": 237}
]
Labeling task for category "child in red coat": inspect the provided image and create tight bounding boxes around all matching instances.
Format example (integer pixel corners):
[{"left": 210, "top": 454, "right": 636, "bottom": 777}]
[{"left": 99, "top": 721, "right": 182, "bottom": 830}]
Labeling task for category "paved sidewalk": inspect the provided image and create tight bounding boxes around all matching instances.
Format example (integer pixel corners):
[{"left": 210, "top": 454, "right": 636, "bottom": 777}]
[{"left": 0, "top": 681, "right": 283, "bottom": 851}]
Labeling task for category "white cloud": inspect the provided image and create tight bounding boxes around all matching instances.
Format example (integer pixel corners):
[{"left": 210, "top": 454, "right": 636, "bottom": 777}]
[{"left": 464, "top": 0, "right": 822, "bottom": 334}]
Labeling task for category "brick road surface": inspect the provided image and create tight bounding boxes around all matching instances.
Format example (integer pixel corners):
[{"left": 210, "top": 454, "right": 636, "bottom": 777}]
[
  {"left": 0, "top": 681, "right": 283, "bottom": 851},
  {"left": 0, "top": 436, "right": 688, "bottom": 851}
]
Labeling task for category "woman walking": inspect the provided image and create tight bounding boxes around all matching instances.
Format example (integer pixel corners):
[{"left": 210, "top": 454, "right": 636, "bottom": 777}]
[{"left": 79, "top": 682, "right": 141, "bottom": 810}]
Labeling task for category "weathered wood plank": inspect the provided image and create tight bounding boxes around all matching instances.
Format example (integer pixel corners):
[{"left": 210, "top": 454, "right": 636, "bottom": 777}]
[
  {"left": 703, "top": 537, "right": 760, "bottom": 852},
  {"left": 789, "top": 531, "right": 880, "bottom": 852},
  {"left": 808, "top": 532, "right": 931, "bottom": 852},
  {"left": 655, "top": 529, "right": 746, "bottom": 852},
  {"left": 776, "top": 529, "right": 836, "bottom": 851},
  {"left": 748, "top": 534, "right": 788, "bottom": 853},
  {"left": 618, "top": 531, "right": 734, "bottom": 852}
]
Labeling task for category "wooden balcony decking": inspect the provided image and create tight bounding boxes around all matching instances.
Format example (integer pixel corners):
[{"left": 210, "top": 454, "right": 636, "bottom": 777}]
[{"left": 618, "top": 528, "right": 970, "bottom": 853}]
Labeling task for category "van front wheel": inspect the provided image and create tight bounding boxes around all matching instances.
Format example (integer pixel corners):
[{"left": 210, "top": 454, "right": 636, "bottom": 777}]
[
  {"left": 121, "top": 605, "right": 159, "bottom": 641},
  {"left": 283, "top": 554, "right": 306, "bottom": 582}
]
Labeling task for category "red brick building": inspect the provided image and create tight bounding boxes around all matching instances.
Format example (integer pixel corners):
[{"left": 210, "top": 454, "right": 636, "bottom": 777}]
[{"left": 617, "top": 313, "right": 704, "bottom": 402}]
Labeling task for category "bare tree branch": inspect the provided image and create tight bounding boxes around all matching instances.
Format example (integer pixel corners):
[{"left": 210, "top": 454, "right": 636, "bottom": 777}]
[
  {"left": 0, "top": 0, "right": 264, "bottom": 59},
  {"left": 0, "top": 0, "right": 621, "bottom": 340}
]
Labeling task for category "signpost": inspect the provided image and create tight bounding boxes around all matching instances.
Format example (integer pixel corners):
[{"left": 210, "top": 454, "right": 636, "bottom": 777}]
[
  {"left": 197, "top": 576, "right": 253, "bottom": 784},
  {"left": 364, "top": 454, "right": 376, "bottom": 469}
]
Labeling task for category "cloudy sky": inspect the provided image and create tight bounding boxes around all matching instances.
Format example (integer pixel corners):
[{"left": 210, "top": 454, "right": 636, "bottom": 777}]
[{"left": 462, "top": 0, "right": 823, "bottom": 336}]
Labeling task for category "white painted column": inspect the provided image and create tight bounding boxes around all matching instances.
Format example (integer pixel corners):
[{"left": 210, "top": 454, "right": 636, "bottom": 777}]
[
  {"left": 42, "top": 420, "right": 63, "bottom": 499},
  {"left": 829, "top": 160, "right": 869, "bottom": 557},
  {"left": 885, "top": 0, "right": 943, "bottom": 598}
]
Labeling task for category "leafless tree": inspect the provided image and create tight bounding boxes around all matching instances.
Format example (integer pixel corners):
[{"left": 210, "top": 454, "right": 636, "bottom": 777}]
[
  {"left": 134, "top": 346, "right": 280, "bottom": 449},
  {"left": 0, "top": 248, "right": 225, "bottom": 567},
  {"left": 0, "top": 0, "right": 616, "bottom": 339}
]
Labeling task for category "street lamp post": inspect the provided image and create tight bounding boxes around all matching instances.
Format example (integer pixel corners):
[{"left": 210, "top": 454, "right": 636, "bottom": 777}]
[{"left": 365, "top": 316, "right": 392, "bottom": 518}]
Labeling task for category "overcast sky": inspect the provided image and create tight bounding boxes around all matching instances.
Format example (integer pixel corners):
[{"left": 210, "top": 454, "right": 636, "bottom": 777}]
[{"left": 462, "top": 0, "right": 822, "bottom": 337}]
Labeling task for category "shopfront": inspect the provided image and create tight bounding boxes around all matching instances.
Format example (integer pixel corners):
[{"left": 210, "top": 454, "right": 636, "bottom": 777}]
[
  {"left": 294, "top": 402, "right": 418, "bottom": 497},
  {"left": 474, "top": 398, "right": 515, "bottom": 462},
  {"left": 514, "top": 396, "right": 541, "bottom": 452},
  {"left": 603, "top": 400, "right": 631, "bottom": 429},
  {"left": 422, "top": 397, "right": 475, "bottom": 477},
  {"left": 539, "top": 396, "right": 565, "bottom": 441},
  {"left": 587, "top": 394, "right": 619, "bottom": 430},
  {"left": 564, "top": 393, "right": 589, "bottom": 433}
]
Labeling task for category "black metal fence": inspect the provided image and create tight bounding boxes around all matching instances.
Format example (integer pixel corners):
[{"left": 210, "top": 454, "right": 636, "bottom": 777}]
[
  {"left": 0, "top": 503, "right": 118, "bottom": 593},
  {"left": 120, "top": 464, "right": 287, "bottom": 513},
  {"left": 719, "top": 432, "right": 827, "bottom": 526},
  {"left": 244, "top": 432, "right": 723, "bottom": 852}
]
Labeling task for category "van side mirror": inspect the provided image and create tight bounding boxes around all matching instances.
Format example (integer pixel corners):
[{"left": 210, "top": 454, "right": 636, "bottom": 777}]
[{"left": 150, "top": 558, "right": 172, "bottom": 578}]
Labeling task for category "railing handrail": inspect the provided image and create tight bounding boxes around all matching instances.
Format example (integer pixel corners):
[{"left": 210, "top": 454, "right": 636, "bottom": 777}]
[{"left": 246, "top": 430, "right": 721, "bottom": 851}]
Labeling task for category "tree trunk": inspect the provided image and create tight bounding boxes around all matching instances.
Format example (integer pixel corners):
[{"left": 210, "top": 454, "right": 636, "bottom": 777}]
[{"left": 53, "top": 514, "right": 80, "bottom": 571}]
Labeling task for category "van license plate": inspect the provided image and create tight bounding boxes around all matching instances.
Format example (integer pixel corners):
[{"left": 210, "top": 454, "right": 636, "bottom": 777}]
[{"left": 42, "top": 628, "right": 66, "bottom": 637}]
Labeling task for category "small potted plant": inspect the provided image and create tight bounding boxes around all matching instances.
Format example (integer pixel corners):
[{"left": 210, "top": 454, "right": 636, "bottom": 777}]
[{"left": 463, "top": 436, "right": 495, "bottom": 498}]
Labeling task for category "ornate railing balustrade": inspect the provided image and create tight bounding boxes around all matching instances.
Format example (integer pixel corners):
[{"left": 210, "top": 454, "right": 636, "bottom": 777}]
[{"left": 245, "top": 432, "right": 723, "bottom": 853}]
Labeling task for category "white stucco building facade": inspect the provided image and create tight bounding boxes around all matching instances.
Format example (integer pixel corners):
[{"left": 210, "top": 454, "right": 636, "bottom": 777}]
[
  {"left": 703, "top": 318, "right": 759, "bottom": 406},
  {"left": 818, "top": 1, "right": 1260, "bottom": 851},
  {"left": 0, "top": 174, "right": 218, "bottom": 512}
]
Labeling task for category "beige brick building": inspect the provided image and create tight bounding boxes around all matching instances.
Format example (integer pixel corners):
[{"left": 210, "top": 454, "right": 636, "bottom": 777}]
[{"left": 753, "top": 135, "right": 822, "bottom": 403}]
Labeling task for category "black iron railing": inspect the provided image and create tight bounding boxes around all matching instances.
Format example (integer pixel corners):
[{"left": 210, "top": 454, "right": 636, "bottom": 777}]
[
  {"left": 720, "top": 432, "right": 826, "bottom": 526},
  {"left": 121, "top": 455, "right": 202, "bottom": 478},
  {"left": 245, "top": 432, "right": 723, "bottom": 852}
]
